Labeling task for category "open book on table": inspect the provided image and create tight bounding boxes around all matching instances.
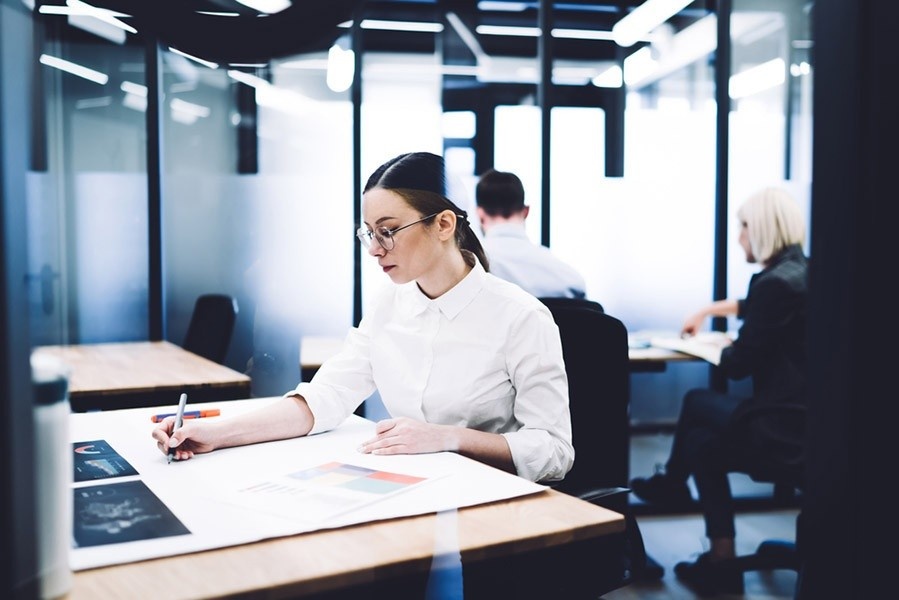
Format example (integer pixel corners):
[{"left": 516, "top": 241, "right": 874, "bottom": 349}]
[{"left": 649, "top": 331, "right": 735, "bottom": 366}]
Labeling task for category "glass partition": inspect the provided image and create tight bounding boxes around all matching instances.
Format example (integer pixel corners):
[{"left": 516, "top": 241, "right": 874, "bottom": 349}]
[
  {"left": 727, "top": 0, "right": 813, "bottom": 305},
  {"left": 28, "top": 13, "right": 148, "bottom": 346},
  {"left": 162, "top": 48, "right": 354, "bottom": 397}
]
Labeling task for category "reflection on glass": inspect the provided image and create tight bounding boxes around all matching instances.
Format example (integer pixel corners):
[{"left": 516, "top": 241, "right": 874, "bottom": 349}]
[
  {"left": 28, "top": 16, "right": 148, "bottom": 346},
  {"left": 163, "top": 48, "right": 354, "bottom": 397}
]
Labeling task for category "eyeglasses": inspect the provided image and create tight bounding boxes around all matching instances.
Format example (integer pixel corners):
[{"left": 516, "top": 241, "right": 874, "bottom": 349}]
[{"left": 356, "top": 212, "right": 441, "bottom": 251}]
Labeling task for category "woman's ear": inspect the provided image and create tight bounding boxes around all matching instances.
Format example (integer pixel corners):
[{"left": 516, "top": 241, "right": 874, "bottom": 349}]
[{"left": 435, "top": 210, "right": 457, "bottom": 241}]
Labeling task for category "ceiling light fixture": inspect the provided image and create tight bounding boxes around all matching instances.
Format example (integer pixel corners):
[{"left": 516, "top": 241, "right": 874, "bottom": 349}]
[
  {"left": 612, "top": 0, "right": 693, "bottom": 48},
  {"left": 476, "top": 24, "right": 539, "bottom": 37},
  {"left": 168, "top": 47, "right": 218, "bottom": 70},
  {"left": 359, "top": 19, "right": 443, "bottom": 33},
  {"left": 729, "top": 58, "right": 785, "bottom": 99},
  {"left": 234, "top": 0, "right": 292, "bottom": 15},
  {"left": 39, "top": 54, "right": 108, "bottom": 84},
  {"left": 326, "top": 37, "right": 355, "bottom": 93}
]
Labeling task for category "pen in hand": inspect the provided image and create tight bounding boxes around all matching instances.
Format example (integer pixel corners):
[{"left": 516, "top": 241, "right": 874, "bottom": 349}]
[{"left": 167, "top": 392, "right": 188, "bottom": 465}]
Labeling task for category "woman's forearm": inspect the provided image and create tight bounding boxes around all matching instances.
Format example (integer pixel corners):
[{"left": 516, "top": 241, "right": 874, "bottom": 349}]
[{"left": 214, "top": 395, "right": 315, "bottom": 450}]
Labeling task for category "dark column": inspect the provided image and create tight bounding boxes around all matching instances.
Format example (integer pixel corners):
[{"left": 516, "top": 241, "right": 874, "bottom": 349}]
[
  {"left": 537, "top": 0, "right": 553, "bottom": 248},
  {"left": 605, "top": 42, "right": 626, "bottom": 178},
  {"left": 801, "top": 1, "right": 896, "bottom": 597},
  {"left": 146, "top": 37, "right": 165, "bottom": 341},
  {"left": 236, "top": 81, "right": 258, "bottom": 174},
  {"left": 0, "top": 3, "right": 38, "bottom": 597},
  {"left": 710, "top": 0, "right": 731, "bottom": 392},
  {"left": 351, "top": 14, "right": 363, "bottom": 329}
]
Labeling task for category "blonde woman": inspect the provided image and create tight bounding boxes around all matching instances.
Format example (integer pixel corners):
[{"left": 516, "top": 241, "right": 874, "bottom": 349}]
[{"left": 629, "top": 187, "right": 809, "bottom": 595}]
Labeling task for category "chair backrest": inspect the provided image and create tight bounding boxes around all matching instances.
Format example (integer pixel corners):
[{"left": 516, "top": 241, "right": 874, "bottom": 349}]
[
  {"left": 730, "top": 403, "right": 807, "bottom": 490},
  {"left": 538, "top": 296, "right": 604, "bottom": 314},
  {"left": 182, "top": 294, "right": 239, "bottom": 364},
  {"left": 539, "top": 298, "right": 629, "bottom": 503}
]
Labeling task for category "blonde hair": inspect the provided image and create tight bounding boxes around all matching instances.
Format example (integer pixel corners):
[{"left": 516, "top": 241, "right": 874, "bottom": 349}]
[{"left": 737, "top": 187, "right": 806, "bottom": 264}]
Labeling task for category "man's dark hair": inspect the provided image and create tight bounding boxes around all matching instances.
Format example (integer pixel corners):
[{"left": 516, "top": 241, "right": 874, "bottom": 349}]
[{"left": 476, "top": 169, "right": 525, "bottom": 218}]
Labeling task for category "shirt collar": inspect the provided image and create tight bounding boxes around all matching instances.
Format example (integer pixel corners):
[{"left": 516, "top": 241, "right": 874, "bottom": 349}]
[
  {"left": 401, "top": 256, "right": 485, "bottom": 320},
  {"left": 485, "top": 222, "right": 529, "bottom": 239}
]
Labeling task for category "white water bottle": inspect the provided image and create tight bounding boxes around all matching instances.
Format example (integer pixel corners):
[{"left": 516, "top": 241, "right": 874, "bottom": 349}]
[{"left": 31, "top": 354, "right": 73, "bottom": 600}]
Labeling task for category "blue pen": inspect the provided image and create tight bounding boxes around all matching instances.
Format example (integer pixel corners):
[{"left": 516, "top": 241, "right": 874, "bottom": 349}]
[{"left": 167, "top": 393, "right": 188, "bottom": 464}]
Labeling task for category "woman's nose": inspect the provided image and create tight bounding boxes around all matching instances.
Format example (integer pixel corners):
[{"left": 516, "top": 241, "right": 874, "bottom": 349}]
[{"left": 368, "top": 242, "right": 385, "bottom": 257}]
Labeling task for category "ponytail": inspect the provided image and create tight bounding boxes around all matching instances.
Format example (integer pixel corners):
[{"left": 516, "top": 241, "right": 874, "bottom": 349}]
[{"left": 454, "top": 211, "right": 490, "bottom": 272}]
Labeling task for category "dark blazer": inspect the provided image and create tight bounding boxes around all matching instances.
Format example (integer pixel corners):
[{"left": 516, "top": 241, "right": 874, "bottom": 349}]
[{"left": 720, "top": 244, "right": 808, "bottom": 465}]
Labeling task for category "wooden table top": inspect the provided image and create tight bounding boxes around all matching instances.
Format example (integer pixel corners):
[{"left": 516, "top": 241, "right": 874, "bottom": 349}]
[
  {"left": 33, "top": 341, "right": 250, "bottom": 397},
  {"left": 71, "top": 488, "right": 623, "bottom": 599}
]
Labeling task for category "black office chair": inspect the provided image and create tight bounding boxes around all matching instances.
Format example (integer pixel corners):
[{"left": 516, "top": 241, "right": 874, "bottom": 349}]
[
  {"left": 537, "top": 298, "right": 662, "bottom": 594},
  {"left": 538, "top": 296, "right": 604, "bottom": 314},
  {"left": 722, "top": 404, "right": 805, "bottom": 580},
  {"left": 182, "top": 294, "right": 239, "bottom": 364}
]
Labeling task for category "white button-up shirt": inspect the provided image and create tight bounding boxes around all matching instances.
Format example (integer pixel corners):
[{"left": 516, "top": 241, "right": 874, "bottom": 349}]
[
  {"left": 483, "top": 222, "right": 586, "bottom": 299},
  {"left": 291, "top": 260, "right": 574, "bottom": 483}
]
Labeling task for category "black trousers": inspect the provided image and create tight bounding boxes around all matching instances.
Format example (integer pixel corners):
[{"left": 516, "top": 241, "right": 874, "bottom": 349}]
[{"left": 665, "top": 388, "right": 760, "bottom": 539}]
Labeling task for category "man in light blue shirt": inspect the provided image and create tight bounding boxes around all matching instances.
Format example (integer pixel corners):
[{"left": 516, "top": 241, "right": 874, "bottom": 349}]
[{"left": 475, "top": 169, "right": 587, "bottom": 299}]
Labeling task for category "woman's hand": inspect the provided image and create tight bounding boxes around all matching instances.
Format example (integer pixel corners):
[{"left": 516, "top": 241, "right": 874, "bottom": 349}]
[
  {"left": 151, "top": 417, "right": 218, "bottom": 462},
  {"left": 681, "top": 310, "right": 707, "bottom": 337},
  {"left": 358, "top": 417, "right": 456, "bottom": 456}
]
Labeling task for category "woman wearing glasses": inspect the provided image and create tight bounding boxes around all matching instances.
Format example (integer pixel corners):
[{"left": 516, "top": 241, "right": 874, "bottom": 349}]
[{"left": 153, "top": 152, "right": 574, "bottom": 484}]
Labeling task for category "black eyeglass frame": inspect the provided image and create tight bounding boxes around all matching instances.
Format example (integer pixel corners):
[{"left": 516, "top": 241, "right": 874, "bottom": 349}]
[{"left": 356, "top": 211, "right": 442, "bottom": 251}]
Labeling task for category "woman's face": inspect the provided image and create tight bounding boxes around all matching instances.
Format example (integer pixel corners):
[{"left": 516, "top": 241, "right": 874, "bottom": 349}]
[
  {"left": 361, "top": 188, "right": 441, "bottom": 285},
  {"left": 739, "top": 220, "right": 756, "bottom": 263}
]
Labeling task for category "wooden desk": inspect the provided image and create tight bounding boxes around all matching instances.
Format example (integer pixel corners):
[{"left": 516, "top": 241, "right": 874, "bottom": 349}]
[
  {"left": 69, "top": 398, "right": 624, "bottom": 599},
  {"left": 33, "top": 341, "right": 251, "bottom": 412},
  {"left": 72, "top": 488, "right": 622, "bottom": 599}
]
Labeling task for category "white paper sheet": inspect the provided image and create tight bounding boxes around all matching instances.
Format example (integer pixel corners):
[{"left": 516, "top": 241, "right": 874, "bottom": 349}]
[
  {"left": 69, "top": 397, "right": 546, "bottom": 571},
  {"left": 649, "top": 331, "right": 735, "bottom": 366}
]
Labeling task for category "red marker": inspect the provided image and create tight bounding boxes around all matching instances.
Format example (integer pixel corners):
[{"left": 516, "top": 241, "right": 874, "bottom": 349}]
[{"left": 151, "top": 408, "right": 220, "bottom": 423}]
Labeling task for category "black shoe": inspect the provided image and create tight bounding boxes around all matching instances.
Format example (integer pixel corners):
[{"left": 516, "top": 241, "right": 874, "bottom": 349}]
[
  {"left": 674, "top": 552, "right": 744, "bottom": 596},
  {"left": 629, "top": 473, "right": 692, "bottom": 507}
]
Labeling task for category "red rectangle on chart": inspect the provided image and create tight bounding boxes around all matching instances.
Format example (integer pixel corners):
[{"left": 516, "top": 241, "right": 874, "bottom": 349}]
[{"left": 369, "top": 471, "right": 425, "bottom": 484}]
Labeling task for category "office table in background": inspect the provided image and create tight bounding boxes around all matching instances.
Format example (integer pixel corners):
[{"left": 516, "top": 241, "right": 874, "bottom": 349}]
[
  {"left": 300, "top": 333, "right": 702, "bottom": 380},
  {"left": 33, "top": 341, "right": 251, "bottom": 412},
  {"left": 69, "top": 398, "right": 625, "bottom": 599}
]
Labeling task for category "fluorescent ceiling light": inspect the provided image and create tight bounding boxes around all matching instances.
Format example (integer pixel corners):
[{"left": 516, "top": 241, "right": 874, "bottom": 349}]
[
  {"left": 195, "top": 11, "right": 240, "bottom": 17},
  {"left": 39, "top": 54, "right": 108, "bottom": 84},
  {"left": 168, "top": 47, "right": 218, "bottom": 69},
  {"left": 235, "top": 0, "right": 291, "bottom": 14},
  {"left": 75, "top": 96, "right": 111, "bottom": 109},
  {"left": 360, "top": 19, "right": 443, "bottom": 33},
  {"left": 120, "top": 81, "right": 147, "bottom": 97},
  {"left": 227, "top": 70, "right": 268, "bottom": 88},
  {"left": 38, "top": 2, "right": 128, "bottom": 19},
  {"left": 326, "top": 44, "right": 355, "bottom": 92},
  {"left": 622, "top": 12, "right": 773, "bottom": 90},
  {"left": 171, "top": 98, "right": 211, "bottom": 119},
  {"left": 552, "top": 28, "right": 615, "bottom": 41},
  {"left": 476, "top": 25, "right": 651, "bottom": 43},
  {"left": 476, "top": 24, "right": 539, "bottom": 37},
  {"left": 478, "top": 1, "right": 529, "bottom": 11},
  {"left": 592, "top": 65, "right": 623, "bottom": 88},
  {"left": 729, "top": 58, "right": 785, "bottom": 99},
  {"left": 612, "top": 0, "right": 693, "bottom": 47}
]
